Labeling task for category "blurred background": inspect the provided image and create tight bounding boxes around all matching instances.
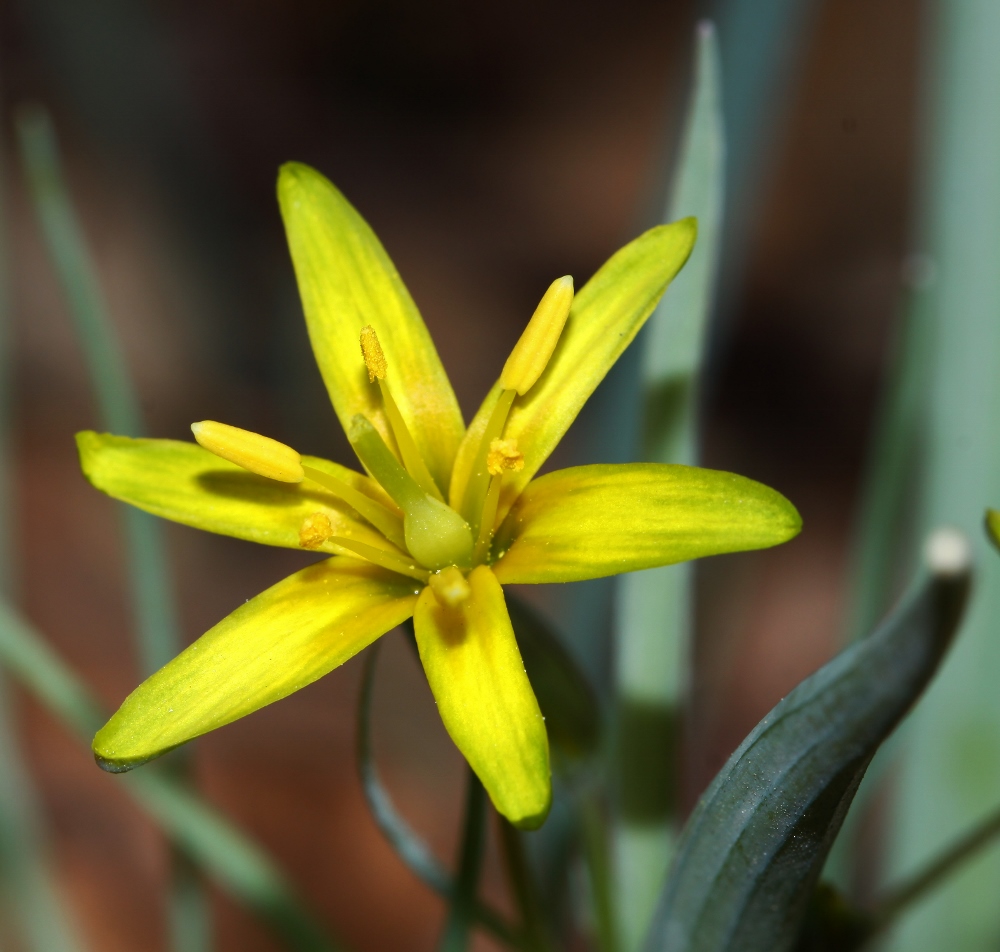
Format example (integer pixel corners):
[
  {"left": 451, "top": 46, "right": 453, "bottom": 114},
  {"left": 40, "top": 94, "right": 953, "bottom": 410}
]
[{"left": 0, "top": 0, "right": 922, "bottom": 949}]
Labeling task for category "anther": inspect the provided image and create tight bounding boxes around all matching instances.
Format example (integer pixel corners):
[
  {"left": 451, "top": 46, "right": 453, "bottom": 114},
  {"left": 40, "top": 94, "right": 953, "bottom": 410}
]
[
  {"left": 360, "top": 324, "right": 388, "bottom": 382},
  {"left": 487, "top": 438, "right": 524, "bottom": 476},
  {"left": 500, "top": 275, "right": 573, "bottom": 395},
  {"left": 428, "top": 566, "right": 471, "bottom": 608},
  {"left": 192, "top": 421, "right": 304, "bottom": 482},
  {"left": 299, "top": 512, "right": 334, "bottom": 550}
]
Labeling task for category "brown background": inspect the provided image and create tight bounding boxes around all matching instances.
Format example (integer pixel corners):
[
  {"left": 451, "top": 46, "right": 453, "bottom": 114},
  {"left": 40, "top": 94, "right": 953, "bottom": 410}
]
[{"left": 1, "top": 0, "right": 919, "bottom": 948}]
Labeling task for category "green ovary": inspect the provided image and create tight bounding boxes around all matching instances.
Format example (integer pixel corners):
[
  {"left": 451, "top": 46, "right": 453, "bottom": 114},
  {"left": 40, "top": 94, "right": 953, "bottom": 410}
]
[{"left": 348, "top": 414, "right": 473, "bottom": 571}]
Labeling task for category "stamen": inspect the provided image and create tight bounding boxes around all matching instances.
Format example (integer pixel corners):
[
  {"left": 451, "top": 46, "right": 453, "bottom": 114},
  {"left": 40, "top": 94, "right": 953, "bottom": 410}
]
[
  {"left": 500, "top": 275, "right": 573, "bottom": 395},
  {"left": 474, "top": 438, "right": 523, "bottom": 564},
  {"left": 428, "top": 566, "right": 471, "bottom": 608},
  {"left": 360, "top": 325, "right": 388, "bottom": 381},
  {"left": 460, "top": 388, "right": 516, "bottom": 530},
  {"left": 360, "top": 326, "right": 443, "bottom": 501},
  {"left": 348, "top": 415, "right": 473, "bottom": 571},
  {"left": 487, "top": 438, "right": 524, "bottom": 476},
  {"left": 473, "top": 475, "right": 502, "bottom": 565},
  {"left": 299, "top": 512, "right": 334, "bottom": 549},
  {"left": 191, "top": 420, "right": 304, "bottom": 482},
  {"left": 329, "top": 536, "right": 430, "bottom": 583},
  {"left": 301, "top": 465, "right": 406, "bottom": 551}
]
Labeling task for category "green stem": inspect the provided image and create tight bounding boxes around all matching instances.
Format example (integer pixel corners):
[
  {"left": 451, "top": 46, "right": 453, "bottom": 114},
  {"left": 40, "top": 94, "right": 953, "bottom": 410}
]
[
  {"left": 498, "top": 819, "right": 552, "bottom": 952},
  {"left": 0, "top": 599, "right": 343, "bottom": 952},
  {"left": 581, "top": 796, "right": 619, "bottom": 952},
  {"left": 872, "top": 803, "right": 1000, "bottom": 931},
  {"left": 438, "top": 769, "right": 487, "bottom": 952},
  {"left": 356, "top": 644, "right": 518, "bottom": 946}
]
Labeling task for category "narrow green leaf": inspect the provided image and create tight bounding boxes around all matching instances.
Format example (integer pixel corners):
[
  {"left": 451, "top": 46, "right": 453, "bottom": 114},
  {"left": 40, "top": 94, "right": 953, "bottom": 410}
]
[
  {"left": 613, "top": 24, "right": 725, "bottom": 947},
  {"left": 16, "top": 106, "right": 179, "bottom": 676},
  {"left": 0, "top": 600, "right": 344, "bottom": 952},
  {"left": 645, "top": 530, "right": 971, "bottom": 952},
  {"left": 882, "top": 2, "right": 1000, "bottom": 948}
]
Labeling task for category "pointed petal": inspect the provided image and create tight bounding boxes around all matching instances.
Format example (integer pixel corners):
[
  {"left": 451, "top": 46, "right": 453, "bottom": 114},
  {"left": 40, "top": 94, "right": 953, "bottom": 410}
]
[
  {"left": 414, "top": 565, "right": 551, "bottom": 828},
  {"left": 77, "top": 431, "right": 398, "bottom": 554},
  {"left": 94, "top": 558, "right": 420, "bottom": 769},
  {"left": 278, "top": 163, "right": 464, "bottom": 492},
  {"left": 491, "top": 463, "right": 802, "bottom": 584},
  {"left": 449, "top": 221, "right": 696, "bottom": 516}
]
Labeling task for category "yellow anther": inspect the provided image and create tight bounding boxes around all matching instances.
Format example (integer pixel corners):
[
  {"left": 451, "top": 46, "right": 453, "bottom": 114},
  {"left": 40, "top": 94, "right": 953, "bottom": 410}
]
[
  {"left": 299, "top": 512, "right": 334, "bottom": 549},
  {"left": 428, "top": 566, "right": 471, "bottom": 608},
  {"left": 191, "top": 420, "right": 304, "bottom": 482},
  {"left": 360, "top": 325, "right": 388, "bottom": 381},
  {"left": 500, "top": 275, "right": 574, "bottom": 395},
  {"left": 487, "top": 438, "right": 524, "bottom": 476}
]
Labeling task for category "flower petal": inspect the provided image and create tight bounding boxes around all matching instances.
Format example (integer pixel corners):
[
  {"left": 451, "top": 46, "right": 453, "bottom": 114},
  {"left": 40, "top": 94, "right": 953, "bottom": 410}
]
[
  {"left": 491, "top": 463, "right": 802, "bottom": 584},
  {"left": 278, "top": 163, "right": 464, "bottom": 493},
  {"left": 94, "top": 558, "right": 420, "bottom": 770},
  {"left": 449, "top": 220, "right": 696, "bottom": 517},
  {"left": 77, "top": 431, "right": 397, "bottom": 554},
  {"left": 413, "top": 565, "right": 551, "bottom": 828}
]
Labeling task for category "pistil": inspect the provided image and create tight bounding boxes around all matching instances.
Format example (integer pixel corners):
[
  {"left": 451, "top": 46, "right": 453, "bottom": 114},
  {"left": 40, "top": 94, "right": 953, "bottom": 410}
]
[
  {"left": 348, "top": 415, "right": 473, "bottom": 571},
  {"left": 360, "top": 325, "right": 443, "bottom": 500}
]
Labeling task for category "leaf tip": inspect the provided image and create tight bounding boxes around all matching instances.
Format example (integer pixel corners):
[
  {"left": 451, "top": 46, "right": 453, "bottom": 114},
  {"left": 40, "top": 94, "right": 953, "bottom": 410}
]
[{"left": 925, "top": 527, "right": 972, "bottom": 578}]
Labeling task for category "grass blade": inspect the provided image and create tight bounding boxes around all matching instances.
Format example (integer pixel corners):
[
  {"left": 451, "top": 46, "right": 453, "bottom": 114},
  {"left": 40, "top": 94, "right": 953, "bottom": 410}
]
[
  {"left": 881, "top": 2, "right": 1000, "bottom": 948},
  {"left": 0, "top": 599, "right": 344, "bottom": 952},
  {"left": 15, "top": 104, "right": 179, "bottom": 677},
  {"left": 613, "top": 22, "right": 724, "bottom": 948},
  {"left": 16, "top": 102, "right": 206, "bottom": 949},
  {"left": 0, "top": 98, "right": 86, "bottom": 952}
]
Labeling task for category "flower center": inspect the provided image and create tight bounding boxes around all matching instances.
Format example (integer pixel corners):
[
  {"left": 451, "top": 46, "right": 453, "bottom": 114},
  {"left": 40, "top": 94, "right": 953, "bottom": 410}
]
[{"left": 190, "top": 275, "right": 573, "bottom": 582}]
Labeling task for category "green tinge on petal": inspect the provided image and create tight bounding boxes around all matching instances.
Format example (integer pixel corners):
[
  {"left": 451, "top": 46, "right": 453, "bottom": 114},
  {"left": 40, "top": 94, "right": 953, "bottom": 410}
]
[
  {"left": 94, "top": 558, "right": 420, "bottom": 770},
  {"left": 414, "top": 565, "right": 551, "bottom": 828},
  {"left": 77, "top": 432, "right": 397, "bottom": 554},
  {"left": 449, "top": 220, "right": 697, "bottom": 517},
  {"left": 278, "top": 163, "right": 465, "bottom": 494},
  {"left": 491, "top": 463, "right": 802, "bottom": 584}
]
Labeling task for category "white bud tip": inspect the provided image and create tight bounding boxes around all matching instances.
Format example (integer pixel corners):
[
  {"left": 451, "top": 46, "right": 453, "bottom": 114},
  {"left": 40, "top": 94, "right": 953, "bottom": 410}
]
[{"left": 924, "top": 528, "right": 971, "bottom": 577}]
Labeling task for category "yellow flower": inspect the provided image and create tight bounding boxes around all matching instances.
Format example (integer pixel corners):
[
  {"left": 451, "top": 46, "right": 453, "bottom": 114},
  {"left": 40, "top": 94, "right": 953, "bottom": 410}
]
[{"left": 77, "top": 163, "right": 801, "bottom": 829}]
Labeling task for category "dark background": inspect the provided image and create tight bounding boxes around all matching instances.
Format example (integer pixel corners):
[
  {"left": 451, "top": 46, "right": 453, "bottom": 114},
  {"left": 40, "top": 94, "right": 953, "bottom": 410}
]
[{"left": 1, "top": 0, "right": 918, "bottom": 948}]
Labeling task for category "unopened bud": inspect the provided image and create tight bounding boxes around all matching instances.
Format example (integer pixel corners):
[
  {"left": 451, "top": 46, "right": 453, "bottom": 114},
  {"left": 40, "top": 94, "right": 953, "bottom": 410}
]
[
  {"left": 500, "top": 276, "right": 573, "bottom": 395},
  {"left": 191, "top": 420, "right": 304, "bottom": 482}
]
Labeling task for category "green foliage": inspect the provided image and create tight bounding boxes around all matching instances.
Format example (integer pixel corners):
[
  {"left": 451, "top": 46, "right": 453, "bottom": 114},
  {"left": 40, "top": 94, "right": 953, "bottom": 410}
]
[{"left": 645, "top": 533, "right": 970, "bottom": 952}]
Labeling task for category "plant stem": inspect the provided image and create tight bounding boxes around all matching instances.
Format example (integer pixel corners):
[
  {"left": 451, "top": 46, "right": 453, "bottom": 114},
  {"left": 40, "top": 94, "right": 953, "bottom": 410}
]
[
  {"left": 498, "top": 818, "right": 552, "bottom": 952},
  {"left": 581, "top": 795, "right": 619, "bottom": 952},
  {"left": 872, "top": 803, "right": 1000, "bottom": 931},
  {"left": 356, "top": 643, "right": 518, "bottom": 946},
  {"left": 438, "top": 769, "right": 487, "bottom": 952},
  {"left": 0, "top": 599, "right": 343, "bottom": 952}
]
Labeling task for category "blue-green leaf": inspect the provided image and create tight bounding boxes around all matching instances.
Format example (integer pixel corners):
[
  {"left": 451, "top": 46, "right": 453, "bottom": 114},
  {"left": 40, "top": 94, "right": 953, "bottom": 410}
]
[{"left": 644, "top": 530, "right": 971, "bottom": 952}]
